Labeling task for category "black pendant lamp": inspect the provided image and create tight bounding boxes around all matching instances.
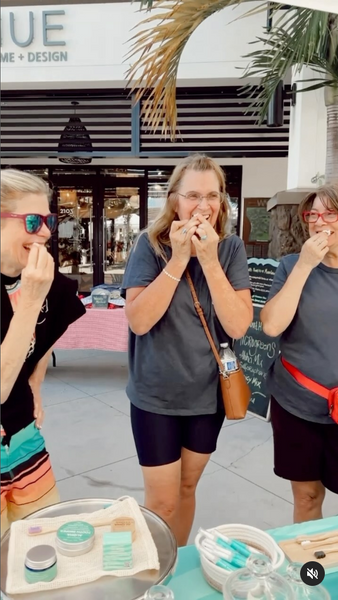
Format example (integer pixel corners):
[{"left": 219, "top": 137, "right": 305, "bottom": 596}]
[
  {"left": 58, "top": 101, "right": 93, "bottom": 164},
  {"left": 267, "top": 81, "right": 284, "bottom": 128}
]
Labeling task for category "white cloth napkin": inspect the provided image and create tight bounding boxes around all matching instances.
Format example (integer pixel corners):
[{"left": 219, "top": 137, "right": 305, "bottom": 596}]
[{"left": 6, "top": 497, "right": 160, "bottom": 595}]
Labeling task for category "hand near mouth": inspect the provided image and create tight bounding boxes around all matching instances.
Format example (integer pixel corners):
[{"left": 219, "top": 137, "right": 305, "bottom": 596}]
[
  {"left": 191, "top": 214, "right": 219, "bottom": 267},
  {"left": 298, "top": 232, "right": 330, "bottom": 271}
]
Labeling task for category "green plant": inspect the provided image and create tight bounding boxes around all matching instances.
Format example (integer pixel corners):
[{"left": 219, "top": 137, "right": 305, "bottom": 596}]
[{"left": 128, "top": 1, "right": 338, "bottom": 181}]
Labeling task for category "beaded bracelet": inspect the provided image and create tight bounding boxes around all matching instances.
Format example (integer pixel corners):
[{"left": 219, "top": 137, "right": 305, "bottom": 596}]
[{"left": 163, "top": 269, "right": 181, "bottom": 282}]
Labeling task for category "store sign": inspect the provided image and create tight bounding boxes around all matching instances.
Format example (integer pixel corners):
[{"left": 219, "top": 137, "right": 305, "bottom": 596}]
[{"left": 0, "top": 9, "right": 68, "bottom": 63}]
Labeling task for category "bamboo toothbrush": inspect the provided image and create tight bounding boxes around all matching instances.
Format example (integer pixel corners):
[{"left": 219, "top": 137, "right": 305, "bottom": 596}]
[
  {"left": 296, "top": 530, "right": 338, "bottom": 544},
  {"left": 301, "top": 536, "right": 338, "bottom": 550}
]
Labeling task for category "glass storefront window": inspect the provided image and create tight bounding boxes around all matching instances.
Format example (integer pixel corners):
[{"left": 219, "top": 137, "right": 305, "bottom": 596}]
[
  {"left": 103, "top": 186, "right": 140, "bottom": 284},
  {"left": 57, "top": 187, "right": 94, "bottom": 292}
]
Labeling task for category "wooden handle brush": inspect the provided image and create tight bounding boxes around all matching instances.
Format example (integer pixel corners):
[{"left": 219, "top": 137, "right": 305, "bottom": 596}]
[{"left": 296, "top": 530, "right": 338, "bottom": 544}]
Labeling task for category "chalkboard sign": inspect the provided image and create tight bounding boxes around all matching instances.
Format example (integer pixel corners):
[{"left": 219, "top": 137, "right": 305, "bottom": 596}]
[{"left": 234, "top": 258, "right": 280, "bottom": 421}]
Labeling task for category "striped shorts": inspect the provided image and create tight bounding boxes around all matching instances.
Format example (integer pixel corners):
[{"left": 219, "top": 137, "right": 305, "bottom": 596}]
[{"left": 1, "top": 422, "right": 59, "bottom": 536}]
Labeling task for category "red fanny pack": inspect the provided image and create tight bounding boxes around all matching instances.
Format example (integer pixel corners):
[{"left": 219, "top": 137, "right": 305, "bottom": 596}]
[{"left": 281, "top": 357, "right": 338, "bottom": 424}]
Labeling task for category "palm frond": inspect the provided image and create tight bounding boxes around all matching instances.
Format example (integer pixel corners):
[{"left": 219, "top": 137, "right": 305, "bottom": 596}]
[
  {"left": 242, "top": 9, "right": 336, "bottom": 121},
  {"left": 126, "top": 0, "right": 251, "bottom": 137}
]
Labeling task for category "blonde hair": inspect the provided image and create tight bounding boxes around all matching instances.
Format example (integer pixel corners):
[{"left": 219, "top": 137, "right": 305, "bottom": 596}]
[
  {"left": 1, "top": 169, "right": 50, "bottom": 212},
  {"left": 147, "top": 154, "right": 230, "bottom": 259},
  {"left": 298, "top": 183, "right": 338, "bottom": 234}
]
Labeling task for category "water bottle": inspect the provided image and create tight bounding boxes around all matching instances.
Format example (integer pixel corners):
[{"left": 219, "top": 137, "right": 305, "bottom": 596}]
[
  {"left": 220, "top": 343, "right": 238, "bottom": 374},
  {"left": 144, "top": 585, "right": 175, "bottom": 599}
]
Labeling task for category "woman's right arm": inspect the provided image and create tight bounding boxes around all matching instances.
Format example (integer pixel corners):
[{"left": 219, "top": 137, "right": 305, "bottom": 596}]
[
  {"left": 261, "top": 232, "right": 330, "bottom": 338},
  {"left": 125, "top": 218, "right": 199, "bottom": 335},
  {"left": 1, "top": 245, "right": 54, "bottom": 404},
  {"left": 126, "top": 256, "right": 187, "bottom": 335},
  {"left": 260, "top": 262, "right": 312, "bottom": 337}
]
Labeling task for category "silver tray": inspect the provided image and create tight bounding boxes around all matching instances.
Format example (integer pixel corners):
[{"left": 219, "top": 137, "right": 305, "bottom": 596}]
[{"left": 1, "top": 498, "right": 177, "bottom": 600}]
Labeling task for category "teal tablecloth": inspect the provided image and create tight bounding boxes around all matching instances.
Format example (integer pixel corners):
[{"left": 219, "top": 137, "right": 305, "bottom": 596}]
[{"left": 168, "top": 516, "right": 338, "bottom": 600}]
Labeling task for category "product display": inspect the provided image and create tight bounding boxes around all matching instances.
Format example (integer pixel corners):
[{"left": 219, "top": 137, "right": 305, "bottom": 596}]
[
  {"left": 24, "top": 545, "right": 57, "bottom": 584},
  {"left": 222, "top": 555, "right": 294, "bottom": 600},
  {"left": 285, "top": 563, "right": 331, "bottom": 600},
  {"left": 102, "top": 531, "right": 133, "bottom": 571},
  {"left": 56, "top": 521, "right": 95, "bottom": 557},
  {"left": 111, "top": 516, "right": 136, "bottom": 541}
]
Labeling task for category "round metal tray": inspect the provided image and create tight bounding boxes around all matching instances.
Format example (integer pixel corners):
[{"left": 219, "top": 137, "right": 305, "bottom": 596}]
[{"left": 1, "top": 498, "right": 177, "bottom": 600}]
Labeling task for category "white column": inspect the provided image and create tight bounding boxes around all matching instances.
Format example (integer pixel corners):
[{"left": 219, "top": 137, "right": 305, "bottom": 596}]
[{"left": 287, "top": 68, "right": 327, "bottom": 189}]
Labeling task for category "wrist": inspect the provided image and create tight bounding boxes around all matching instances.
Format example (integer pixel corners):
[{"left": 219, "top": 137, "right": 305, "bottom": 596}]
[
  {"left": 168, "top": 256, "right": 188, "bottom": 275},
  {"left": 18, "top": 295, "right": 43, "bottom": 313},
  {"left": 295, "top": 259, "right": 313, "bottom": 277},
  {"left": 200, "top": 257, "right": 220, "bottom": 272}
]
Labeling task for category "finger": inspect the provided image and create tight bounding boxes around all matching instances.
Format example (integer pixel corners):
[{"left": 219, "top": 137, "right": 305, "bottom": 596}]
[
  {"left": 191, "top": 234, "right": 202, "bottom": 247},
  {"left": 46, "top": 253, "right": 55, "bottom": 278},
  {"left": 36, "top": 245, "right": 49, "bottom": 269},
  {"left": 27, "top": 243, "right": 40, "bottom": 268},
  {"left": 171, "top": 220, "right": 189, "bottom": 232},
  {"left": 185, "top": 225, "right": 198, "bottom": 237}
]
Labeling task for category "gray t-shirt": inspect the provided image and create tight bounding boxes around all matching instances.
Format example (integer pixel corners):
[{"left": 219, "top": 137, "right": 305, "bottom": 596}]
[
  {"left": 121, "top": 233, "right": 251, "bottom": 416},
  {"left": 267, "top": 254, "right": 338, "bottom": 424}
]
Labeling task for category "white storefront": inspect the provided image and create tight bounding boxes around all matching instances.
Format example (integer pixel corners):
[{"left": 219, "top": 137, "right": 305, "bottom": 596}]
[{"left": 0, "top": 2, "right": 327, "bottom": 290}]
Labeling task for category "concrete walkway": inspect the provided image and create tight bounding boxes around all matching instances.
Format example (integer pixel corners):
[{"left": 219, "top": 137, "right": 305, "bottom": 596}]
[{"left": 42, "top": 349, "right": 337, "bottom": 543}]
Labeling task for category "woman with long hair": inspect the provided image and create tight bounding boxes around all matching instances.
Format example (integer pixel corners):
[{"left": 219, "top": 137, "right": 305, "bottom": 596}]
[
  {"left": 261, "top": 184, "right": 338, "bottom": 523},
  {"left": 1, "top": 169, "right": 85, "bottom": 534},
  {"left": 121, "top": 154, "right": 253, "bottom": 545}
]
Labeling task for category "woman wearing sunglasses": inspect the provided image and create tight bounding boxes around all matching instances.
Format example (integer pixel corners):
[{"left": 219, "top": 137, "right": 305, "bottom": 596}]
[
  {"left": 1, "top": 169, "right": 85, "bottom": 534},
  {"left": 261, "top": 184, "right": 338, "bottom": 523}
]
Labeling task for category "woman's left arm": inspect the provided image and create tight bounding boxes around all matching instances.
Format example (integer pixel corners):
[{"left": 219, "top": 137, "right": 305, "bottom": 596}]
[{"left": 192, "top": 215, "right": 253, "bottom": 339}]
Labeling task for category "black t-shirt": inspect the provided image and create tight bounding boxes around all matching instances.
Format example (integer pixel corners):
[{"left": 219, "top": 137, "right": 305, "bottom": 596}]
[{"left": 1, "top": 270, "right": 86, "bottom": 439}]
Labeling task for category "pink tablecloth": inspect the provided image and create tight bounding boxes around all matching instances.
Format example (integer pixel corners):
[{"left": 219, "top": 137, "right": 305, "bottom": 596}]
[{"left": 54, "top": 308, "right": 129, "bottom": 352}]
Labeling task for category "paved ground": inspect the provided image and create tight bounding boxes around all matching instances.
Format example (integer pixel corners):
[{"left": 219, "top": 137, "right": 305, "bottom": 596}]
[{"left": 42, "top": 349, "right": 337, "bottom": 544}]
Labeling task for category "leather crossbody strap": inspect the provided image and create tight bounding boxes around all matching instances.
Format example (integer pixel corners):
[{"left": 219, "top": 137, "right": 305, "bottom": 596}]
[{"left": 185, "top": 270, "right": 224, "bottom": 373}]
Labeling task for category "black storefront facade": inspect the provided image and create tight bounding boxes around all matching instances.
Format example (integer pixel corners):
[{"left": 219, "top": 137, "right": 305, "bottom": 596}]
[{"left": 1, "top": 87, "right": 290, "bottom": 292}]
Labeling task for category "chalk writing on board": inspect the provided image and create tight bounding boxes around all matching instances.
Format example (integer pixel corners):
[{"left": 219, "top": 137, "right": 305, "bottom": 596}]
[{"left": 234, "top": 258, "right": 280, "bottom": 420}]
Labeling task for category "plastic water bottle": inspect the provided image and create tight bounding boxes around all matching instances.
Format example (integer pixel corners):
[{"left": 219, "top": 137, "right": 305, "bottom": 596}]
[
  {"left": 220, "top": 343, "right": 238, "bottom": 374},
  {"left": 144, "top": 585, "right": 175, "bottom": 599}
]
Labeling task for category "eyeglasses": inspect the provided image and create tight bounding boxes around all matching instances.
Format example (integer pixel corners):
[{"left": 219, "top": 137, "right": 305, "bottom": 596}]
[
  {"left": 302, "top": 211, "right": 338, "bottom": 224},
  {"left": 0, "top": 212, "right": 58, "bottom": 234},
  {"left": 177, "top": 192, "right": 224, "bottom": 204}
]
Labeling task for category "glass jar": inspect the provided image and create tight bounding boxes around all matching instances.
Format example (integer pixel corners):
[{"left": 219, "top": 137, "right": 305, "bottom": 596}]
[
  {"left": 284, "top": 563, "right": 331, "bottom": 600},
  {"left": 144, "top": 584, "right": 175, "bottom": 599},
  {"left": 223, "top": 555, "right": 295, "bottom": 599}
]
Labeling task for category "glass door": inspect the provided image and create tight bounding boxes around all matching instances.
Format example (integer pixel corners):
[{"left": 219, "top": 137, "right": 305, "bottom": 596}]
[
  {"left": 102, "top": 184, "right": 141, "bottom": 285},
  {"left": 57, "top": 186, "right": 94, "bottom": 291}
]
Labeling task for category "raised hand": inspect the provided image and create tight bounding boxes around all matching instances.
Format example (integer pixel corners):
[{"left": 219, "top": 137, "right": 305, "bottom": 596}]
[
  {"left": 170, "top": 216, "right": 199, "bottom": 267},
  {"left": 298, "top": 232, "right": 330, "bottom": 270},
  {"left": 20, "top": 243, "right": 54, "bottom": 308},
  {"left": 191, "top": 214, "right": 219, "bottom": 267}
]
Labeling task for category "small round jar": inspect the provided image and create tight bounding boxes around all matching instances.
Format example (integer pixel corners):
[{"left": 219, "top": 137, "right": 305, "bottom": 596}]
[
  {"left": 24, "top": 545, "right": 57, "bottom": 584},
  {"left": 56, "top": 521, "right": 95, "bottom": 557}
]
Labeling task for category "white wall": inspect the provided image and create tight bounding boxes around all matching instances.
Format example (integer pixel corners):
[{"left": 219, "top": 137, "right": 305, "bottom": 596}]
[
  {"left": 1, "top": 2, "right": 267, "bottom": 89},
  {"left": 287, "top": 69, "right": 327, "bottom": 189}
]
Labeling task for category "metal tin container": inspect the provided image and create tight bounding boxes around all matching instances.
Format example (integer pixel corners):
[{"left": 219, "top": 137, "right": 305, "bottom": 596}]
[
  {"left": 56, "top": 521, "right": 95, "bottom": 556},
  {"left": 24, "top": 545, "right": 57, "bottom": 584},
  {"left": 1, "top": 498, "right": 177, "bottom": 600}
]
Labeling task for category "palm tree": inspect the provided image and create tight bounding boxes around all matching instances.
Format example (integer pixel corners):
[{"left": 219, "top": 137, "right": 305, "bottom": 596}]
[{"left": 128, "top": 1, "right": 338, "bottom": 181}]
